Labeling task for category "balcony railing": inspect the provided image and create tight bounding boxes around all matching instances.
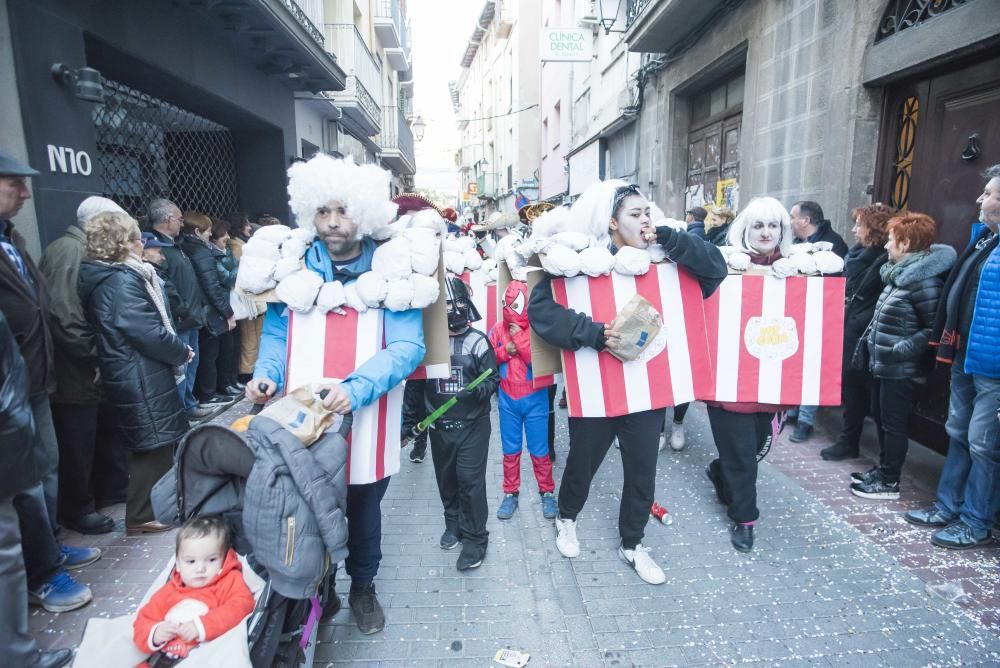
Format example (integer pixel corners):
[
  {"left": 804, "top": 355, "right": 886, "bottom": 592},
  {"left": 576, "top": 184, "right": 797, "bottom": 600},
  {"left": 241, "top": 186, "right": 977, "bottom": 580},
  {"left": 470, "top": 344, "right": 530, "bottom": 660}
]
[
  {"left": 379, "top": 106, "right": 415, "bottom": 168},
  {"left": 626, "top": 0, "right": 653, "bottom": 28},
  {"left": 374, "top": 0, "right": 407, "bottom": 50},
  {"left": 278, "top": 0, "right": 325, "bottom": 46},
  {"left": 476, "top": 173, "right": 500, "bottom": 199},
  {"left": 324, "top": 24, "right": 383, "bottom": 125}
]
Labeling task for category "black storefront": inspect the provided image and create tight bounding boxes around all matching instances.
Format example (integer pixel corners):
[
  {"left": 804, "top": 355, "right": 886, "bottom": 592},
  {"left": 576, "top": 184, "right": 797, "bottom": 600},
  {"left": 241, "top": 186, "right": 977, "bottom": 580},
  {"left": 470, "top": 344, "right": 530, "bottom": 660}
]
[{"left": 6, "top": 0, "right": 345, "bottom": 247}]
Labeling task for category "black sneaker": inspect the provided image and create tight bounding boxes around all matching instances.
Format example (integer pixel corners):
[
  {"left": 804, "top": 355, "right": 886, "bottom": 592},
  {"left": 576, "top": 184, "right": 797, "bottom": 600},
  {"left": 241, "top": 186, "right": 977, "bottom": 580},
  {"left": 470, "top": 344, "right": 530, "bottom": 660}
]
[
  {"left": 348, "top": 583, "right": 385, "bottom": 634},
  {"left": 850, "top": 466, "right": 879, "bottom": 484},
  {"left": 850, "top": 473, "right": 900, "bottom": 500},
  {"left": 821, "top": 441, "right": 860, "bottom": 461},
  {"left": 439, "top": 529, "right": 460, "bottom": 550},
  {"left": 409, "top": 446, "right": 426, "bottom": 463},
  {"left": 456, "top": 543, "right": 485, "bottom": 571},
  {"left": 729, "top": 523, "right": 753, "bottom": 553}
]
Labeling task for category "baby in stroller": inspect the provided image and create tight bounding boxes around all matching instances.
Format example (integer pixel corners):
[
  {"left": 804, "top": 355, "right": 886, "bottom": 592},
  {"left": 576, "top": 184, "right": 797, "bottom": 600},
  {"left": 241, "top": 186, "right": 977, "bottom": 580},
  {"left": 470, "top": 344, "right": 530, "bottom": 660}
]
[{"left": 134, "top": 517, "right": 255, "bottom": 666}]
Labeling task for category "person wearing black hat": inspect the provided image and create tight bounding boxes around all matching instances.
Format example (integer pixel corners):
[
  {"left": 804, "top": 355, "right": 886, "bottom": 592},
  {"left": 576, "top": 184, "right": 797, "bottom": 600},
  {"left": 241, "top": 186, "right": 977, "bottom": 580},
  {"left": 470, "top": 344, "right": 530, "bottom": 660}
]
[
  {"left": 418, "top": 277, "right": 499, "bottom": 571},
  {"left": 685, "top": 206, "right": 708, "bottom": 239}
]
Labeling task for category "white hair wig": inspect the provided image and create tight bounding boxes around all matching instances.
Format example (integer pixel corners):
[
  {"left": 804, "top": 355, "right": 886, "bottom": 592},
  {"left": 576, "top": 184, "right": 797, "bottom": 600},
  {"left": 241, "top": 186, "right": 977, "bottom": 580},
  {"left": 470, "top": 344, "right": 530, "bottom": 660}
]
[
  {"left": 728, "top": 196, "right": 793, "bottom": 257},
  {"left": 287, "top": 154, "right": 398, "bottom": 237},
  {"left": 569, "top": 179, "right": 645, "bottom": 241}
]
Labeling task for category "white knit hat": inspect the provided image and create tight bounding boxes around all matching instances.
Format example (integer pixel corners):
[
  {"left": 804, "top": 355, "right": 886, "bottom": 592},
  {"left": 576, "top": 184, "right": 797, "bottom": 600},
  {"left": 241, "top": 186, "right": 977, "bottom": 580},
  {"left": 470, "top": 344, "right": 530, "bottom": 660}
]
[{"left": 76, "top": 196, "right": 126, "bottom": 226}]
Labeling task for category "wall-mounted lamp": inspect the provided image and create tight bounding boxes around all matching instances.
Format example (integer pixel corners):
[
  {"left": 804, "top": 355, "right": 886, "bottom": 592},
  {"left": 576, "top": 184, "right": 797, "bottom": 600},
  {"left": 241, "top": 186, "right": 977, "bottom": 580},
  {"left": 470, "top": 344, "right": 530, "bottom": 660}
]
[
  {"left": 411, "top": 115, "right": 426, "bottom": 141},
  {"left": 598, "top": 0, "right": 627, "bottom": 35},
  {"left": 51, "top": 63, "right": 104, "bottom": 103}
]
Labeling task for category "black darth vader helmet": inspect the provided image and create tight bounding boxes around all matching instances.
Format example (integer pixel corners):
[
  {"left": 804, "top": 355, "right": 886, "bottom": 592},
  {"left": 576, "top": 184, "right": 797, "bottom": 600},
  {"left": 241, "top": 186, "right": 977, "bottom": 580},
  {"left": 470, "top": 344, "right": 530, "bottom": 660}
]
[{"left": 445, "top": 276, "right": 481, "bottom": 331}]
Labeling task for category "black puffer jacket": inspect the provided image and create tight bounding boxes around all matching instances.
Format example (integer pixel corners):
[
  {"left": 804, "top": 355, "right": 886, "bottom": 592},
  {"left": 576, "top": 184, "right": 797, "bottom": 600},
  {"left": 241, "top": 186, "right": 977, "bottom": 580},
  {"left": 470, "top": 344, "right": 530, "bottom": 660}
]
[
  {"left": 150, "top": 229, "right": 205, "bottom": 331},
  {"left": 865, "top": 244, "right": 956, "bottom": 380},
  {"left": 842, "top": 244, "right": 888, "bottom": 367},
  {"left": 179, "top": 232, "right": 234, "bottom": 336},
  {"left": 79, "top": 260, "right": 190, "bottom": 451},
  {"left": 0, "top": 310, "right": 41, "bottom": 498}
]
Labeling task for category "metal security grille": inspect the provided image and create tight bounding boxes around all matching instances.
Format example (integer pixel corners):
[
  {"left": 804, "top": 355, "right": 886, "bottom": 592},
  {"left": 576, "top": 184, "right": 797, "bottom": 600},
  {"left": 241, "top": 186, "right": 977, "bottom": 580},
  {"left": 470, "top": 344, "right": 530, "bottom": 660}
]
[{"left": 92, "top": 79, "right": 239, "bottom": 219}]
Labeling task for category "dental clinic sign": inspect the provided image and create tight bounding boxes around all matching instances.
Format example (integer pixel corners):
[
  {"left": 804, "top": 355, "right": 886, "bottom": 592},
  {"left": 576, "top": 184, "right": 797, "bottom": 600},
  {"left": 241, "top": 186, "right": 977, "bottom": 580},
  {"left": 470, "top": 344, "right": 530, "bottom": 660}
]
[{"left": 540, "top": 28, "right": 592, "bottom": 62}]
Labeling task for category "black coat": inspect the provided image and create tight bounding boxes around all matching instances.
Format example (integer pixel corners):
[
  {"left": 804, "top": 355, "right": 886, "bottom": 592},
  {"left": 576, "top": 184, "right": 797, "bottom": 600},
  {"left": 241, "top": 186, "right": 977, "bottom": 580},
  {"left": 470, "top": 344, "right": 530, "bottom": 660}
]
[
  {"left": 0, "top": 310, "right": 41, "bottom": 498},
  {"left": 842, "top": 244, "right": 888, "bottom": 366},
  {"left": 865, "top": 244, "right": 956, "bottom": 380},
  {"left": 79, "top": 260, "right": 190, "bottom": 451},
  {"left": 179, "top": 233, "right": 233, "bottom": 336},
  {"left": 705, "top": 223, "right": 731, "bottom": 247},
  {"left": 150, "top": 229, "right": 206, "bottom": 331}
]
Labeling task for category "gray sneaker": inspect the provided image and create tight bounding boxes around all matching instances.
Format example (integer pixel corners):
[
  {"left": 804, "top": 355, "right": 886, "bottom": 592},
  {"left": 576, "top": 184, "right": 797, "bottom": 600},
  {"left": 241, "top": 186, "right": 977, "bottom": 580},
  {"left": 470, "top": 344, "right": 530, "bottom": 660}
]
[{"left": 931, "top": 522, "right": 992, "bottom": 550}]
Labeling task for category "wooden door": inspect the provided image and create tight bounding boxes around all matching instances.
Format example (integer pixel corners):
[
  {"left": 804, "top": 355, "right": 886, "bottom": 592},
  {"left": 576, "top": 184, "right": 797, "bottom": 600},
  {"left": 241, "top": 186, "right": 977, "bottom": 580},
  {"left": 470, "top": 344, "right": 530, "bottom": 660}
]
[
  {"left": 875, "top": 54, "right": 1000, "bottom": 451},
  {"left": 687, "top": 114, "right": 741, "bottom": 207}
]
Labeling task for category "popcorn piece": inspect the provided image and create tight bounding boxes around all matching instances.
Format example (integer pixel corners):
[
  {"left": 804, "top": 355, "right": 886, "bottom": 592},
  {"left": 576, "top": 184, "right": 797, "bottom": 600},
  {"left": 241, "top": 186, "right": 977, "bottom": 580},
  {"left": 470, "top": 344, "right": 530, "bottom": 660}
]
[
  {"left": 551, "top": 232, "right": 591, "bottom": 251},
  {"left": 813, "top": 250, "right": 845, "bottom": 274},
  {"left": 273, "top": 257, "right": 302, "bottom": 282},
  {"left": 647, "top": 244, "right": 667, "bottom": 264},
  {"left": 242, "top": 237, "right": 281, "bottom": 262},
  {"left": 578, "top": 246, "right": 616, "bottom": 277},
  {"left": 253, "top": 224, "right": 293, "bottom": 245},
  {"left": 444, "top": 250, "right": 467, "bottom": 274},
  {"left": 403, "top": 228, "right": 442, "bottom": 276},
  {"left": 384, "top": 279, "right": 415, "bottom": 311},
  {"left": 315, "top": 281, "right": 347, "bottom": 314},
  {"left": 717, "top": 245, "right": 740, "bottom": 257},
  {"left": 463, "top": 248, "right": 483, "bottom": 271},
  {"left": 409, "top": 274, "right": 440, "bottom": 309},
  {"left": 541, "top": 244, "right": 582, "bottom": 277},
  {"left": 355, "top": 271, "right": 389, "bottom": 308},
  {"left": 289, "top": 228, "right": 316, "bottom": 245},
  {"left": 790, "top": 252, "right": 818, "bottom": 275},
  {"left": 372, "top": 236, "right": 413, "bottom": 280},
  {"left": 236, "top": 256, "right": 277, "bottom": 294},
  {"left": 614, "top": 246, "right": 652, "bottom": 276},
  {"left": 770, "top": 257, "right": 798, "bottom": 278},
  {"left": 280, "top": 237, "right": 309, "bottom": 260},
  {"left": 812, "top": 240, "right": 834, "bottom": 252},
  {"left": 787, "top": 242, "right": 814, "bottom": 255},
  {"left": 274, "top": 269, "right": 323, "bottom": 312},
  {"left": 343, "top": 282, "right": 367, "bottom": 313},
  {"left": 727, "top": 252, "right": 752, "bottom": 272}
]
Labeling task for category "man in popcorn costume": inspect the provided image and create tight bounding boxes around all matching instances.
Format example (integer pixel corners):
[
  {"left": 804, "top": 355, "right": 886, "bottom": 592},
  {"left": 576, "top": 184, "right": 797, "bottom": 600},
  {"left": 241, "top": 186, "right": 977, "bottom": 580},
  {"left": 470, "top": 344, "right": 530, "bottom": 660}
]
[
  {"left": 244, "top": 155, "right": 427, "bottom": 635},
  {"left": 490, "top": 279, "right": 558, "bottom": 521}
]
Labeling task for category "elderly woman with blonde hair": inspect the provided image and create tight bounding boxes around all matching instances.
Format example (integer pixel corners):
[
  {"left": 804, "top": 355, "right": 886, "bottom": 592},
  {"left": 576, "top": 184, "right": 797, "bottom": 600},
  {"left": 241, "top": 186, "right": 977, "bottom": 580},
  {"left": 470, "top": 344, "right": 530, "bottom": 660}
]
[{"left": 78, "top": 212, "right": 193, "bottom": 534}]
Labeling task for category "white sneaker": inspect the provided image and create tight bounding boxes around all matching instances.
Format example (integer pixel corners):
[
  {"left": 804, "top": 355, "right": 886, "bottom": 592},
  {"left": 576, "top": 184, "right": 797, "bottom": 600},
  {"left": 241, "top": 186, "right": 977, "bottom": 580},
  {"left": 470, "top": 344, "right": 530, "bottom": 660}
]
[
  {"left": 670, "top": 422, "right": 686, "bottom": 451},
  {"left": 554, "top": 516, "right": 580, "bottom": 558},
  {"left": 618, "top": 543, "right": 666, "bottom": 585},
  {"left": 612, "top": 437, "right": 620, "bottom": 450},
  {"left": 657, "top": 432, "right": 667, "bottom": 452}
]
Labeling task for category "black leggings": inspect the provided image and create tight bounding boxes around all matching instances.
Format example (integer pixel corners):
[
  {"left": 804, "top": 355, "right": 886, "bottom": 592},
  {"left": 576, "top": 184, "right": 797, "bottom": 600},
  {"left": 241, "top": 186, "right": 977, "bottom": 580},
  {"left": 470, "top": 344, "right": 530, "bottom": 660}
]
[{"left": 557, "top": 408, "right": 661, "bottom": 549}]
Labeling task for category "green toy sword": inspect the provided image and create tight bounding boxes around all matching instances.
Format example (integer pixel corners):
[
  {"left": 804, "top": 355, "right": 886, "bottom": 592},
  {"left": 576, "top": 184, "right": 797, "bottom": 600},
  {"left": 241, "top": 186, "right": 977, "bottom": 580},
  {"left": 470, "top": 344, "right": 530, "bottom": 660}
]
[{"left": 403, "top": 368, "right": 494, "bottom": 445}]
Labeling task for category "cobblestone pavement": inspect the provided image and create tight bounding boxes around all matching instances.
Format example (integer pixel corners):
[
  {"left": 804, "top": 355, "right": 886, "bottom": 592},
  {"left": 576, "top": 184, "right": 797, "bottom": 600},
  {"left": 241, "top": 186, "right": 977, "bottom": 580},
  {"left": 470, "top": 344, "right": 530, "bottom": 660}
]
[{"left": 31, "top": 398, "right": 1000, "bottom": 667}]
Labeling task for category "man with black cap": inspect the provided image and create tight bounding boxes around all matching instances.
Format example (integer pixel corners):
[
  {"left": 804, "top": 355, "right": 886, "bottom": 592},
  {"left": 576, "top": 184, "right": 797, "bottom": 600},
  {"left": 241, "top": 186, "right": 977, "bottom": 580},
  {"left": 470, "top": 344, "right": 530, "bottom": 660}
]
[
  {"left": 0, "top": 148, "right": 83, "bottom": 668},
  {"left": 418, "top": 277, "right": 498, "bottom": 570}
]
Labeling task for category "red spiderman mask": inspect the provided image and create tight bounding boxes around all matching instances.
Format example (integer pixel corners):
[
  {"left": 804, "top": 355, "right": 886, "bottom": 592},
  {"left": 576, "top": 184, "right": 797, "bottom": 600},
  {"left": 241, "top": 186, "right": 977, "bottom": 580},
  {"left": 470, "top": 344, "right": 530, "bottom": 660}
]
[{"left": 502, "top": 280, "right": 530, "bottom": 329}]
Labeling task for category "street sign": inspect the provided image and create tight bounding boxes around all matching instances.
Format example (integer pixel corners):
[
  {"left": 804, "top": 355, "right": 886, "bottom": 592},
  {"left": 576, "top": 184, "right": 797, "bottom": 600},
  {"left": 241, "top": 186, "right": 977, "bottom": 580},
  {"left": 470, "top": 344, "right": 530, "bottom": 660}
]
[{"left": 540, "top": 29, "right": 593, "bottom": 62}]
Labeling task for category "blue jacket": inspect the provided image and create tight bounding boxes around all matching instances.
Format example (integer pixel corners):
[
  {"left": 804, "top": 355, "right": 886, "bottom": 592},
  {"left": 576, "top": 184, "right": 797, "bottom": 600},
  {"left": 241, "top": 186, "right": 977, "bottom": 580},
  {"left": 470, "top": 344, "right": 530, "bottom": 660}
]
[
  {"left": 254, "top": 238, "right": 425, "bottom": 410},
  {"left": 964, "top": 222, "right": 1000, "bottom": 378}
]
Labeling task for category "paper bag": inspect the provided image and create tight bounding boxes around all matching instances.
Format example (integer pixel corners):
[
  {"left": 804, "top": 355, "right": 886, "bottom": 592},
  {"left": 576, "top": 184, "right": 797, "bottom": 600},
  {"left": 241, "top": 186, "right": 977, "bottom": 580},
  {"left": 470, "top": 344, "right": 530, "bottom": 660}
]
[
  {"left": 607, "top": 294, "right": 663, "bottom": 362},
  {"left": 259, "top": 385, "right": 337, "bottom": 446}
]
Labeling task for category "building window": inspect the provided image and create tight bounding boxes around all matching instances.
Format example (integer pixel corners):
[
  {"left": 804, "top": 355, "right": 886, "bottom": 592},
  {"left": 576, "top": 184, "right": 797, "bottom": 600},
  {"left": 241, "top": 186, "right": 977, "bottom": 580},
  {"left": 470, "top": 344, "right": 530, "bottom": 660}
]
[
  {"left": 690, "top": 73, "right": 745, "bottom": 127},
  {"left": 890, "top": 95, "right": 919, "bottom": 211},
  {"left": 875, "top": 0, "right": 971, "bottom": 44}
]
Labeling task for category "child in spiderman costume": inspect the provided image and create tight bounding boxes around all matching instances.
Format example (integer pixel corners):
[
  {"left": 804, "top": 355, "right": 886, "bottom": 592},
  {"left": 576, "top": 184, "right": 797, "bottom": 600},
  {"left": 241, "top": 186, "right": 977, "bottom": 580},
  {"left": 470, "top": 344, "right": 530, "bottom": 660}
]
[{"left": 489, "top": 280, "right": 558, "bottom": 521}]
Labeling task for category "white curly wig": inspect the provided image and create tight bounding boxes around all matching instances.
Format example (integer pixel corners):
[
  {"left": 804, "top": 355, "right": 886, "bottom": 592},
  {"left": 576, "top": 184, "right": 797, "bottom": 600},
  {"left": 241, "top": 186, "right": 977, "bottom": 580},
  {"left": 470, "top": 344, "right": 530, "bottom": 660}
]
[
  {"left": 728, "top": 196, "right": 793, "bottom": 257},
  {"left": 287, "top": 154, "right": 398, "bottom": 237},
  {"left": 568, "top": 179, "right": 649, "bottom": 242}
]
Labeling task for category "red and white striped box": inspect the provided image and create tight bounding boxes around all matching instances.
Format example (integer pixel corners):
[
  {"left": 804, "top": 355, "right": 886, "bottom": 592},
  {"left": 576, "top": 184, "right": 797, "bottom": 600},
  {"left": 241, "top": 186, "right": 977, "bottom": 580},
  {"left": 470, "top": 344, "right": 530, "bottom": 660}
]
[
  {"left": 550, "top": 264, "right": 715, "bottom": 418},
  {"left": 469, "top": 271, "right": 498, "bottom": 336},
  {"left": 285, "top": 308, "right": 403, "bottom": 484},
  {"left": 703, "top": 274, "right": 846, "bottom": 406}
]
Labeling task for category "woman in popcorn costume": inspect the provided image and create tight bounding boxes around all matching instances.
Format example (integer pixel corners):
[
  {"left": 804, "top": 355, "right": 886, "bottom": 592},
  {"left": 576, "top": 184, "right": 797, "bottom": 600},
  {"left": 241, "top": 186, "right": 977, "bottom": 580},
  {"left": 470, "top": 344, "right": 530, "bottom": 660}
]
[
  {"left": 706, "top": 197, "right": 844, "bottom": 554},
  {"left": 239, "top": 154, "right": 430, "bottom": 635},
  {"left": 490, "top": 278, "right": 558, "bottom": 522},
  {"left": 524, "top": 180, "right": 727, "bottom": 585}
]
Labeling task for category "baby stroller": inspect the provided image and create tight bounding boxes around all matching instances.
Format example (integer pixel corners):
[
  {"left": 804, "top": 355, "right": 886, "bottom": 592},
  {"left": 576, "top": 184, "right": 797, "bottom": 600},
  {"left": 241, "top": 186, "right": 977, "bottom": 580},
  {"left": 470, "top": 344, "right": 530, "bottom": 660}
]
[{"left": 150, "top": 415, "right": 351, "bottom": 668}]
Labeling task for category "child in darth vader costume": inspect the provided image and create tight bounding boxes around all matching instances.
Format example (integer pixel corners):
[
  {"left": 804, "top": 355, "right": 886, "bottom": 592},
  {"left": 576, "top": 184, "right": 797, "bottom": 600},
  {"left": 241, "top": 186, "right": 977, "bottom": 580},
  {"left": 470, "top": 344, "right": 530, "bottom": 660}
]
[
  {"left": 489, "top": 280, "right": 557, "bottom": 521},
  {"left": 422, "top": 278, "right": 498, "bottom": 571}
]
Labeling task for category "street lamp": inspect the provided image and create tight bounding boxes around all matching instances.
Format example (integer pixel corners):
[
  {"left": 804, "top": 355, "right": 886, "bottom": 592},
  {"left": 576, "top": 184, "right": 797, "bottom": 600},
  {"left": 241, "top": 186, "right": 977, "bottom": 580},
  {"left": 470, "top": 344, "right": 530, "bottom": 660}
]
[
  {"left": 411, "top": 115, "right": 426, "bottom": 141},
  {"left": 597, "top": 0, "right": 626, "bottom": 35}
]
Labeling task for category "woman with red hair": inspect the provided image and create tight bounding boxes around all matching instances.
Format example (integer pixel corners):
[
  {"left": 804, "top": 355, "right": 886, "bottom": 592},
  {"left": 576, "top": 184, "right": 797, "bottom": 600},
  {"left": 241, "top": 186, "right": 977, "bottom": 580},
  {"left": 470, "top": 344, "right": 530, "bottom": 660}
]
[{"left": 850, "top": 212, "right": 955, "bottom": 500}]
